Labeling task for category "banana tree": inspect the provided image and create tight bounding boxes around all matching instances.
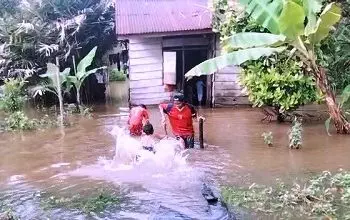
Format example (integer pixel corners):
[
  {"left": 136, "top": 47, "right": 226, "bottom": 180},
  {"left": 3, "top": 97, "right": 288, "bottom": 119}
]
[
  {"left": 66, "top": 46, "right": 106, "bottom": 108},
  {"left": 31, "top": 63, "right": 70, "bottom": 127},
  {"left": 31, "top": 63, "right": 71, "bottom": 98},
  {"left": 186, "top": 0, "right": 350, "bottom": 134}
]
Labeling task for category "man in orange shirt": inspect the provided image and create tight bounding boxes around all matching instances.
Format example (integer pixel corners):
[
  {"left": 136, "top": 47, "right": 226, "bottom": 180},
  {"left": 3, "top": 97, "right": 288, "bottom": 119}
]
[
  {"left": 128, "top": 104, "right": 149, "bottom": 136},
  {"left": 159, "top": 93, "right": 197, "bottom": 148}
]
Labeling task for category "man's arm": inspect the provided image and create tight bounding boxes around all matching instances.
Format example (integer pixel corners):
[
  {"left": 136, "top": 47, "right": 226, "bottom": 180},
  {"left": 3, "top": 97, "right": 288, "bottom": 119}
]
[
  {"left": 142, "top": 110, "right": 150, "bottom": 124},
  {"left": 188, "top": 104, "right": 197, "bottom": 118},
  {"left": 188, "top": 104, "right": 206, "bottom": 121},
  {"left": 159, "top": 103, "right": 168, "bottom": 125}
]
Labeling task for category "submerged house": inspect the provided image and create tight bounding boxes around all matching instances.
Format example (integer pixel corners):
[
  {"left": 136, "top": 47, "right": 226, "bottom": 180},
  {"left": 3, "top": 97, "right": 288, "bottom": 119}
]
[{"left": 116, "top": 0, "right": 248, "bottom": 107}]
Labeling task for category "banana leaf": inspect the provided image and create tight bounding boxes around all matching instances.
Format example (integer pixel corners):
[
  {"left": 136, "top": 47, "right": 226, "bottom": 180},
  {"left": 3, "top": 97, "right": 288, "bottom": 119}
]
[{"left": 185, "top": 47, "right": 286, "bottom": 79}]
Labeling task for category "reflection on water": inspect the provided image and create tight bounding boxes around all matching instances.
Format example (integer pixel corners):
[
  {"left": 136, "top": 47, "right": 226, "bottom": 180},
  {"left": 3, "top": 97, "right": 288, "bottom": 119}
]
[{"left": 1, "top": 104, "right": 350, "bottom": 219}]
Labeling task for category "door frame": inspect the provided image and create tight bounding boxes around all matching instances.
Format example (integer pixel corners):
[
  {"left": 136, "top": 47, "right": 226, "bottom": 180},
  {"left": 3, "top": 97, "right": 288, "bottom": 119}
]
[{"left": 162, "top": 45, "right": 211, "bottom": 106}]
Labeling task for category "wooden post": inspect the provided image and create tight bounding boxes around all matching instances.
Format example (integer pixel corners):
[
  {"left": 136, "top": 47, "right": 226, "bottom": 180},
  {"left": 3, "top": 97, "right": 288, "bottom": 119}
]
[{"left": 199, "top": 117, "right": 204, "bottom": 149}]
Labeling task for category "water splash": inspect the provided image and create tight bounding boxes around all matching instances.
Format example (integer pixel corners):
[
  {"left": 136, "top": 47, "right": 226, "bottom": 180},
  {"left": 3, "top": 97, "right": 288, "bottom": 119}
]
[{"left": 70, "top": 126, "right": 190, "bottom": 183}]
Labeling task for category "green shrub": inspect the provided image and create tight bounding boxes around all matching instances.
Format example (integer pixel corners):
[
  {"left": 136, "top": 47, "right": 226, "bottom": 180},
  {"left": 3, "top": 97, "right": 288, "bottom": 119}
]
[
  {"left": 0, "top": 78, "right": 26, "bottom": 113},
  {"left": 109, "top": 69, "right": 126, "bottom": 82},
  {"left": 240, "top": 59, "right": 319, "bottom": 112},
  {"left": 4, "top": 111, "right": 37, "bottom": 131},
  {"left": 262, "top": 131, "right": 273, "bottom": 146},
  {"left": 2, "top": 112, "right": 57, "bottom": 131}
]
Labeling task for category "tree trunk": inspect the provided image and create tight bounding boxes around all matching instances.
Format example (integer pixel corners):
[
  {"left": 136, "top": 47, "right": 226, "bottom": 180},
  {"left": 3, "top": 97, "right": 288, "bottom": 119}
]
[
  {"left": 314, "top": 67, "right": 350, "bottom": 134},
  {"left": 55, "top": 57, "right": 64, "bottom": 128},
  {"left": 76, "top": 89, "right": 81, "bottom": 112}
]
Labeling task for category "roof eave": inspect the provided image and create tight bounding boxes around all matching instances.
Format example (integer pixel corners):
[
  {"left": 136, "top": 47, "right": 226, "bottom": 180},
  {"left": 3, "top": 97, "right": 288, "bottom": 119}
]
[{"left": 117, "top": 28, "right": 214, "bottom": 39}]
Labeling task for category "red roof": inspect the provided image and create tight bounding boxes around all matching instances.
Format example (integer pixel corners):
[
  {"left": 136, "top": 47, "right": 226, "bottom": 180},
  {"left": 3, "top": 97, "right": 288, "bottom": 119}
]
[{"left": 116, "top": 0, "right": 212, "bottom": 35}]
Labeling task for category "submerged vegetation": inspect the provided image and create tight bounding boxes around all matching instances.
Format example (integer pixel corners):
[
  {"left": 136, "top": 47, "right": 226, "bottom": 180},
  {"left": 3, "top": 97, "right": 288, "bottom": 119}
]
[
  {"left": 289, "top": 118, "right": 303, "bottom": 149},
  {"left": 41, "top": 190, "right": 121, "bottom": 214},
  {"left": 262, "top": 131, "right": 273, "bottom": 147},
  {"left": 222, "top": 170, "right": 350, "bottom": 219},
  {"left": 0, "top": 78, "right": 57, "bottom": 131}
]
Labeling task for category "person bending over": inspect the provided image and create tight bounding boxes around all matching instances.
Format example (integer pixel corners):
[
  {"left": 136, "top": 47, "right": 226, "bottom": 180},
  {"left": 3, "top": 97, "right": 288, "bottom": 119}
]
[{"left": 159, "top": 93, "right": 197, "bottom": 149}]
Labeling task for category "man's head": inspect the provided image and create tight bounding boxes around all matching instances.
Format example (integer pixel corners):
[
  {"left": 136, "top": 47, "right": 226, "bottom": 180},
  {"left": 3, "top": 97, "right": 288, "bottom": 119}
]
[
  {"left": 140, "top": 104, "right": 147, "bottom": 109},
  {"left": 143, "top": 123, "right": 154, "bottom": 135},
  {"left": 173, "top": 93, "right": 185, "bottom": 108}
]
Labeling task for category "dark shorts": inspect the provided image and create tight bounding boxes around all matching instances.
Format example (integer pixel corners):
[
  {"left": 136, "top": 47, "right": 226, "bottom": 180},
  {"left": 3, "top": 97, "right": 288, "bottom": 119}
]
[
  {"left": 177, "top": 135, "right": 194, "bottom": 149},
  {"left": 143, "top": 146, "right": 155, "bottom": 153}
]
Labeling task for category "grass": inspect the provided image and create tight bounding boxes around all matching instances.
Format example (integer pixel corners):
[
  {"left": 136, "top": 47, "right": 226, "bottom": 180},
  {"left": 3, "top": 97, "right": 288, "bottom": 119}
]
[
  {"left": 222, "top": 170, "right": 350, "bottom": 219},
  {"left": 41, "top": 190, "right": 121, "bottom": 214}
]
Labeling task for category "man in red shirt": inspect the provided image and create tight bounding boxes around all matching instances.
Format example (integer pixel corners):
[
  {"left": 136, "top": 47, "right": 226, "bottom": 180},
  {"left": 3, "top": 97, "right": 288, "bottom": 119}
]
[
  {"left": 159, "top": 93, "right": 197, "bottom": 148},
  {"left": 128, "top": 104, "right": 149, "bottom": 136}
]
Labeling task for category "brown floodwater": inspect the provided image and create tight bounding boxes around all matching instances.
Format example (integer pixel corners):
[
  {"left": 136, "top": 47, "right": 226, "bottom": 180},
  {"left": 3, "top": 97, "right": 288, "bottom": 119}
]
[{"left": 1, "top": 104, "right": 350, "bottom": 219}]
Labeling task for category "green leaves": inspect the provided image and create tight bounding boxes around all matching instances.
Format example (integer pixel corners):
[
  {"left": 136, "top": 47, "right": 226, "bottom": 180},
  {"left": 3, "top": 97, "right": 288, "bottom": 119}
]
[
  {"left": 240, "top": 59, "right": 318, "bottom": 111},
  {"left": 77, "top": 46, "right": 97, "bottom": 80},
  {"left": 340, "top": 84, "right": 350, "bottom": 107},
  {"left": 239, "top": 0, "right": 341, "bottom": 43},
  {"left": 279, "top": 0, "right": 305, "bottom": 39},
  {"left": 40, "top": 63, "right": 71, "bottom": 89},
  {"left": 303, "top": 0, "right": 323, "bottom": 35},
  {"left": 239, "top": 0, "right": 283, "bottom": 34},
  {"left": 224, "top": 32, "right": 286, "bottom": 49},
  {"left": 68, "top": 46, "right": 105, "bottom": 105},
  {"left": 309, "top": 3, "right": 342, "bottom": 44},
  {"left": 185, "top": 47, "right": 286, "bottom": 79},
  {"left": 36, "top": 63, "right": 71, "bottom": 97}
]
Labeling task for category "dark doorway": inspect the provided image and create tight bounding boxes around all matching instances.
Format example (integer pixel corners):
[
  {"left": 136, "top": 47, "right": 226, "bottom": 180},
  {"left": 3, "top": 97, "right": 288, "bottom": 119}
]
[
  {"left": 184, "top": 49, "right": 207, "bottom": 106},
  {"left": 166, "top": 47, "right": 208, "bottom": 106}
]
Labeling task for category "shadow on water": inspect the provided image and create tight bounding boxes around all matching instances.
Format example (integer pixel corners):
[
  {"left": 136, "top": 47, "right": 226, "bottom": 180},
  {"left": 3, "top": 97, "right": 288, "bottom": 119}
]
[{"left": 1, "top": 104, "right": 350, "bottom": 219}]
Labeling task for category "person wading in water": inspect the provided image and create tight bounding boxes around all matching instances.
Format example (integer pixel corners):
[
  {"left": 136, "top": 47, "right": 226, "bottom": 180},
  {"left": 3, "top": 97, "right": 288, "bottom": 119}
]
[
  {"left": 159, "top": 93, "right": 197, "bottom": 149},
  {"left": 128, "top": 104, "right": 149, "bottom": 136}
]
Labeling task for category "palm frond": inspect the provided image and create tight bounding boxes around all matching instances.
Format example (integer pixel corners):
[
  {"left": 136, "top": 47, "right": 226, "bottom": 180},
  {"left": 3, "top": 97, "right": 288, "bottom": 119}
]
[{"left": 38, "top": 43, "right": 59, "bottom": 57}]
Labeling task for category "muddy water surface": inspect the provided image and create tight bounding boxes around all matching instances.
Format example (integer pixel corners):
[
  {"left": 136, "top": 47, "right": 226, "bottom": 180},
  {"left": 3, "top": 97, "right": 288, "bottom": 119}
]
[{"left": 1, "top": 105, "right": 350, "bottom": 219}]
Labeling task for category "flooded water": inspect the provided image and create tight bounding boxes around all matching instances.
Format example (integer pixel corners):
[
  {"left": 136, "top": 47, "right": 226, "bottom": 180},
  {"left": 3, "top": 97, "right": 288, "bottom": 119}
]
[{"left": 1, "top": 104, "right": 350, "bottom": 219}]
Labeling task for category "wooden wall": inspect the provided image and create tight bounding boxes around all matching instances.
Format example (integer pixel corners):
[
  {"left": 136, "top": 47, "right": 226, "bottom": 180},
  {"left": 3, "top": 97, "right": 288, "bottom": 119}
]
[
  {"left": 127, "top": 34, "right": 250, "bottom": 107},
  {"left": 128, "top": 37, "right": 172, "bottom": 105},
  {"left": 213, "top": 39, "right": 250, "bottom": 107}
]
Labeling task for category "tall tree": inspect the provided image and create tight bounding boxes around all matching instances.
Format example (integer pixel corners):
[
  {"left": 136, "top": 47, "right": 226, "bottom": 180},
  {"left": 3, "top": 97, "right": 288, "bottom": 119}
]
[
  {"left": 0, "top": 0, "right": 114, "bottom": 78},
  {"left": 186, "top": 0, "right": 350, "bottom": 134}
]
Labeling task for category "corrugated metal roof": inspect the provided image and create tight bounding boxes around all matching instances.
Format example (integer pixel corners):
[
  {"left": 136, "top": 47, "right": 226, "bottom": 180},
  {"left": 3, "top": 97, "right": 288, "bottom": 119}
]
[{"left": 116, "top": 0, "right": 212, "bottom": 35}]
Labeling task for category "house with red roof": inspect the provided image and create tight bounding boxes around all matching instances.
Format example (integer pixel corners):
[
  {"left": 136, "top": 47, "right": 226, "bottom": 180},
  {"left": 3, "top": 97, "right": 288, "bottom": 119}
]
[{"left": 116, "top": 0, "right": 247, "bottom": 107}]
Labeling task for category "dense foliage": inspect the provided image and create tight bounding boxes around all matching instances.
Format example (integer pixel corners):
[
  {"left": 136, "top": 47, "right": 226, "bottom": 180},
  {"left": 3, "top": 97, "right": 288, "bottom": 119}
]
[
  {"left": 0, "top": 78, "right": 57, "bottom": 131},
  {"left": 0, "top": 0, "right": 114, "bottom": 78},
  {"left": 319, "top": 0, "right": 350, "bottom": 91},
  {"left": 222, "top": 170, "right": 350, "bottom": 219},
  {"left": 212, "top": 0, "right": 263, "bottom": 41},
  {"left": 187, "top": 0, "right": 349, "bottom": 133},
  {"left": 213, "top": 0, "right": 319, "bottom": 113},
  {"left": 241, "top": 58, "right": 319, "bottom": 112},
  {"left": 0, "top": 78, "right": 26, "bottom": 113}
]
